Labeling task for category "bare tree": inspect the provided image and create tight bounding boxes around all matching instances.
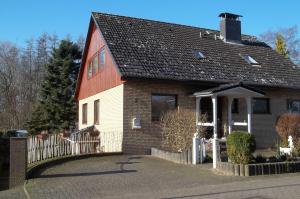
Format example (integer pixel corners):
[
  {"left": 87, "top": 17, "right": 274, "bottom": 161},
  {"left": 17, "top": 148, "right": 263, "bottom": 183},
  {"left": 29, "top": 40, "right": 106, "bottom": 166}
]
[
  {"left": 76, "top": 35, "right": 86, "bottom": 53},
  {"left": 0, "top": 42, "right": 21, "bottom": 129},
  {"left": 260, "top": 26, "right": 300, "bottom": 65},
  {"left": 0, "top": 33, "right": 83, "bottom": 132},
  {"left": 48, "top": 33, "right": 59, "bottom": 50}
]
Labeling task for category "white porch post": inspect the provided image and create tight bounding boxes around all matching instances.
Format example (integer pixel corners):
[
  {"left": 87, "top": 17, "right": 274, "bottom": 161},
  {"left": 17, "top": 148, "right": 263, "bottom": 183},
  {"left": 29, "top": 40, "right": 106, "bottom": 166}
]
[
  {"left": 212, "top": 96, "right": 218, "bottom": 169},
  {"left": 227, "top": 97, "right": 233, "bottom": 134},
  {"left": 246, "top": 97, "right": 252, "bottom": 134},
  {"left": 193, "top": 97, "right": 201, "bottom": 165},
  {"left": 212, "top": 96, "right": 218, "bottom": 138},
  {"left": 195, "top": 97, "right": 201, "bottom": 126}
]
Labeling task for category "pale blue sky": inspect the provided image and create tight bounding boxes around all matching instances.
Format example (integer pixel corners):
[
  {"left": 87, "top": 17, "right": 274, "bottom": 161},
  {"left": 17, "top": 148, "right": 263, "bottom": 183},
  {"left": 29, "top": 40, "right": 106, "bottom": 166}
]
[{"left": 1, "top": 0, "right": 299, "bottom": 46}]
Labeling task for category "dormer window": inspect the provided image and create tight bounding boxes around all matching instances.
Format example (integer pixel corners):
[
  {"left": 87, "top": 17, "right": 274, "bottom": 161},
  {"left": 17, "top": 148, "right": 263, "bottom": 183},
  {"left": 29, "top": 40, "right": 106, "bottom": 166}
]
[
  {"left": 241, "top": 54, "right": 260, "bottom": 66},
  {"left": 193, "top": 49, "right": 205, "bottom": 59}
]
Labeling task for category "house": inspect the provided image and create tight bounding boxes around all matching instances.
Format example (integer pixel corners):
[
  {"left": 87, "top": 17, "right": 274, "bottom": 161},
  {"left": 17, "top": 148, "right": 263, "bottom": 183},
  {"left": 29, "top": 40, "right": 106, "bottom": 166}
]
[{"left": 75, "top": 12, "right": 300, "bottom": 154}]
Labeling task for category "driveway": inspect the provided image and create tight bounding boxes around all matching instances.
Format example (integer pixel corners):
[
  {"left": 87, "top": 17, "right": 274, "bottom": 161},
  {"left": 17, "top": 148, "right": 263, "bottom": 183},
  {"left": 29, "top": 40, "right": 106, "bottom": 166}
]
[{"left": 2, "top": 155, "right": 300, "bottom": 198}]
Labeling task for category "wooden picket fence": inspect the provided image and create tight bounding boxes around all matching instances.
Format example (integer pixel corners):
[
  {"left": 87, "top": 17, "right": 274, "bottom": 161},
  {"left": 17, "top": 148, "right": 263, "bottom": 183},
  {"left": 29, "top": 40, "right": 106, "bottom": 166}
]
[{"left": 27, "top": 133, "right": 100, "bottom": 165}]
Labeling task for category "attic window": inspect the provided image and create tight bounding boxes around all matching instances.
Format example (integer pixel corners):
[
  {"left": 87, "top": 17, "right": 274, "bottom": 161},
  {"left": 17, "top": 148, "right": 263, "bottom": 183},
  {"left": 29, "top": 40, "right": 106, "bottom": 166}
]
[
  {"left": 193, "top": 49, "right": 205, "bottom": 59},
  {"left": 241, "top": 54, "right": 260, "bottom": 66}
]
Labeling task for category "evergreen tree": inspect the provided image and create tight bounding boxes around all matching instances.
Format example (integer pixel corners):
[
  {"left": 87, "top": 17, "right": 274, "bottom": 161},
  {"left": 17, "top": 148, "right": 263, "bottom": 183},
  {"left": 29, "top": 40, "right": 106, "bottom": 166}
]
[
  {"left": 28, "top": 40, "right": 81, "bottom": 134},
  {"left": 275, "top": 33, "right": 289, "bottom": 58}
]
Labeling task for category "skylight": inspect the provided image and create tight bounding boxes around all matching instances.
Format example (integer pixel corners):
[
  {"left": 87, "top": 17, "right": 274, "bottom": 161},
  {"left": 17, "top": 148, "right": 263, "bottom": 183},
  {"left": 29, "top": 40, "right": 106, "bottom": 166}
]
[
  {"left": 193, "top": 49, "right": 205, "bottom": 59},
  {"left": 241, "top": 54, "right": 259, "bottom": 65}
]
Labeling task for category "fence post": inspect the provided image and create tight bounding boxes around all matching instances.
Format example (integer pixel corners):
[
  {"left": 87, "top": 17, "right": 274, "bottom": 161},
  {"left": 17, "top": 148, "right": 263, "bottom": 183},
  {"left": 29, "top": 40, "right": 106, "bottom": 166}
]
[
  {"left": 9, "top": 137, "right": 27, "bottom": 189},
  {"left": 75, "top": 143, "right": 80, "bottom": 154}
]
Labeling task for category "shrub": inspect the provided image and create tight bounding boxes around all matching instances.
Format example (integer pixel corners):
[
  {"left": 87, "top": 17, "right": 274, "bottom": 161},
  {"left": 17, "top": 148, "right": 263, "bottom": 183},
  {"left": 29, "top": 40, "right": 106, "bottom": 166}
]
[
  {"left": 276, "top": 113, "right": 300, "bottom": 143},
  {"left": 280, "top": 138, "right": 289, "bottom": 147},
  {"left": 161, "top": 109, "right": 196, "bottom": 152},
  {"left": 226, "top": 131, "right": 256, "bottom": 164},
  {"left": 294, "top": 139, "right": 300, "bottom": 156}
]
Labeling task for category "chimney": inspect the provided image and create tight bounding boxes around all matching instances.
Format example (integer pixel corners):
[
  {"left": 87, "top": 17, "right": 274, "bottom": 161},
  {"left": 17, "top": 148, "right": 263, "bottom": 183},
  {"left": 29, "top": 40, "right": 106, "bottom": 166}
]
[{"left": 219, "top": 12, "right": 242, "bottom": 43}]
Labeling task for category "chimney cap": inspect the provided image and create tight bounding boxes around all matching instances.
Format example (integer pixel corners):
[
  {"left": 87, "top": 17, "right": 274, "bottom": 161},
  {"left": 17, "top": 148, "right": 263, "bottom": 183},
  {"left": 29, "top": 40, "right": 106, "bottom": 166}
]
[{"left": 219, "top": 12, "right": 242, "bottom": 20}]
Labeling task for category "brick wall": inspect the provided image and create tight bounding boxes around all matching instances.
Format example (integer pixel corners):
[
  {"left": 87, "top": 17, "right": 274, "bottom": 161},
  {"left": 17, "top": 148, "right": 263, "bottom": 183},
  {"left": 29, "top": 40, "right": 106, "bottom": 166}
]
[
  {"left": 9, "top": 138, "right": 27, "bottom": 189},
  {"left": 123, "top": 80, "right": 201, "bottom": 154},
  {"left": 123, "top": 80, "right": 300, "bottom": 154}
]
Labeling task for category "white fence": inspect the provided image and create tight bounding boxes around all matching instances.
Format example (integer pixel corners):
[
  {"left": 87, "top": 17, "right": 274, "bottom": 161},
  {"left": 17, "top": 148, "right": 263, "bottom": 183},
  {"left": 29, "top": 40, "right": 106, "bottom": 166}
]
[
  {"left": 99, "top": 131, "right": 123, "bottom": 152},
  {"left": 27, "top": 131, "right": 123, "bottom": 165}
]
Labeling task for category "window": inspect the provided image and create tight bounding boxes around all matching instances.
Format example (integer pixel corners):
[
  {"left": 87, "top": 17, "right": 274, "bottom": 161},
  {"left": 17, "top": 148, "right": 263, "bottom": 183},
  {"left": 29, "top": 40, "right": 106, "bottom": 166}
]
[
  {"left": 232, "top": 98, "right": 239, "bottom": 113},
  {"left": 241, "top": 54, "right": 260, "bottom": 66},
  {"left": 151, "top": 94, "right": 177, "bottom": 121},
  {"left": 92, "top": 55, "right": 98, "bottom": 75},
  {"left": 99, "top": 48, "right": 105, "bottom": 66},
  {"left": 192, "top": 49, "right": 205, "bottom": 59},
  {"left": 252, "top": 98, "right": 270, "bottom": 114},
  {"left": 94, "top": 100, "right": 99, "bottom": 124},
  {"left": 87, "top": 64, "right": 92, "bottom": 79},
  {"left": 82, "top": 103, "right": 88, "bottom": 124},
  {"left": 287, "top": 99, "right": 300, "bottom": 114},
  {"left": 87, "top": 47, "right": 105, "bottom": 79}
]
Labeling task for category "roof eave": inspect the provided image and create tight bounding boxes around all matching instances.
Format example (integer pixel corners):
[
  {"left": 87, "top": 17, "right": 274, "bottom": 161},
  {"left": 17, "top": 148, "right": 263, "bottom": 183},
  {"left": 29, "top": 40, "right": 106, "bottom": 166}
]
[{"left": 74, "top": 16, "right": 95, "bottom": 100}]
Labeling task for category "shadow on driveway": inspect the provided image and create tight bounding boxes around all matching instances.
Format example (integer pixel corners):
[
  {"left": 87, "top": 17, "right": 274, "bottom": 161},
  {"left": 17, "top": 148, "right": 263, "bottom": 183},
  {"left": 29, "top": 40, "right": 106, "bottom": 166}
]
[
  {"left": 36, "top": 169, "right": 137, "bottom": 178},
  {"left": 34, "top": 155, "right": 142, "bottom": 179}
]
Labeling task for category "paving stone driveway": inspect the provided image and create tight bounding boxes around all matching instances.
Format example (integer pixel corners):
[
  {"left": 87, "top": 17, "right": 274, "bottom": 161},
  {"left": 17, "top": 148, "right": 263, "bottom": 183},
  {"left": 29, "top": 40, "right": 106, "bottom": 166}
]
[{"left": 2, "top": 155, "right": 300, "bottom": 199}]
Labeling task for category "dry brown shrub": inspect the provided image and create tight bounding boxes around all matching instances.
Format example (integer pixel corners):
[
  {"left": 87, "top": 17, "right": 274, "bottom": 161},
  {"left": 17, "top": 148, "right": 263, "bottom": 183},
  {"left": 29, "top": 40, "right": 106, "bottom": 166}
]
[
  {"left": 276, "top": 113, "right": 300, "bottom": 142},
  {"left": 161, "top": 109, "right": 207, "bottom": 152}
]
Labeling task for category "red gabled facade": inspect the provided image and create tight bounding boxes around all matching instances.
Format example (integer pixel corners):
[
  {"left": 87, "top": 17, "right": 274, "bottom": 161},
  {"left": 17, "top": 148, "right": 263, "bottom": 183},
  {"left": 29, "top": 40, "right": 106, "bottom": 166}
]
[{"left": 75, "top": 18, "right": 123, "bottom": 100}]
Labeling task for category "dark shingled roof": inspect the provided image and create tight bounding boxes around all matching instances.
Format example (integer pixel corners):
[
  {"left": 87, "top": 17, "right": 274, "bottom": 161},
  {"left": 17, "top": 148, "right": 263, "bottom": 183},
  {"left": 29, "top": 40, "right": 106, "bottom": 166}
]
[{"left": 92, "top": 12, "right": 300, "bottom": 89}]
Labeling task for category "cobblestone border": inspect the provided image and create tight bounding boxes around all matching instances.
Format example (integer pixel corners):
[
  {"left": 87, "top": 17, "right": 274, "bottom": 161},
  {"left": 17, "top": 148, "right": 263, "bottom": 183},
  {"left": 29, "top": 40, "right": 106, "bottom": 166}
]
[{"left": 217, "top": 161, "right": 300, "bottom": 176}]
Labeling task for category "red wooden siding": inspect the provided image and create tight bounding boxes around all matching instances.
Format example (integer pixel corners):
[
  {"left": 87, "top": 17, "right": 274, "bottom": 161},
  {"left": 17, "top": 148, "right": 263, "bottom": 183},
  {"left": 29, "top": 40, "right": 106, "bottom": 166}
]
[{"left": 77, "top": 22, "right": 123, "bottom": 100}]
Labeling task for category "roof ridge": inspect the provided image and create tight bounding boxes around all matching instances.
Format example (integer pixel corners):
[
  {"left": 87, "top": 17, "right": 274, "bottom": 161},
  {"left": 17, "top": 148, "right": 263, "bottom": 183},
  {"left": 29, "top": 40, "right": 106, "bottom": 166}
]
[
  {"left": 92, "top": 11, "right": 257, "bottom": 39},
  {"left": 92, "top": 12, "right": 217, "bottom": 32}
]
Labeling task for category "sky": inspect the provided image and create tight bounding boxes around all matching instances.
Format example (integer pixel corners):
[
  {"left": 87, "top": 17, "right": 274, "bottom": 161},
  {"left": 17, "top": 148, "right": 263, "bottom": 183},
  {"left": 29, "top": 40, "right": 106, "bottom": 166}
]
[{"left": 1, "top": 0, "right": 300, "bottom": 47}]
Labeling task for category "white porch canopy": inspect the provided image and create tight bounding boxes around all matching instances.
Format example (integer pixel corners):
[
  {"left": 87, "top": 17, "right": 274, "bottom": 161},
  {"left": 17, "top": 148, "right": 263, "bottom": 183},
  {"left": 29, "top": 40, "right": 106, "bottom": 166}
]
[
  {"left": 194, "top": 82, "right": 265, "bottom": 138},
  {"left": 193, "top": 82, "right": 265, "bottom": 168}
]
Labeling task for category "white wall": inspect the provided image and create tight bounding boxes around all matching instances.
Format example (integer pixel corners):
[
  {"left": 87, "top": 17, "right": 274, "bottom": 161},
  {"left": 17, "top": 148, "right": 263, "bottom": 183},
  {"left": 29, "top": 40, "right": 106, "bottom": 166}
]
[{"left": 78, "top": 84, "right": 124, "bottom": 152}]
